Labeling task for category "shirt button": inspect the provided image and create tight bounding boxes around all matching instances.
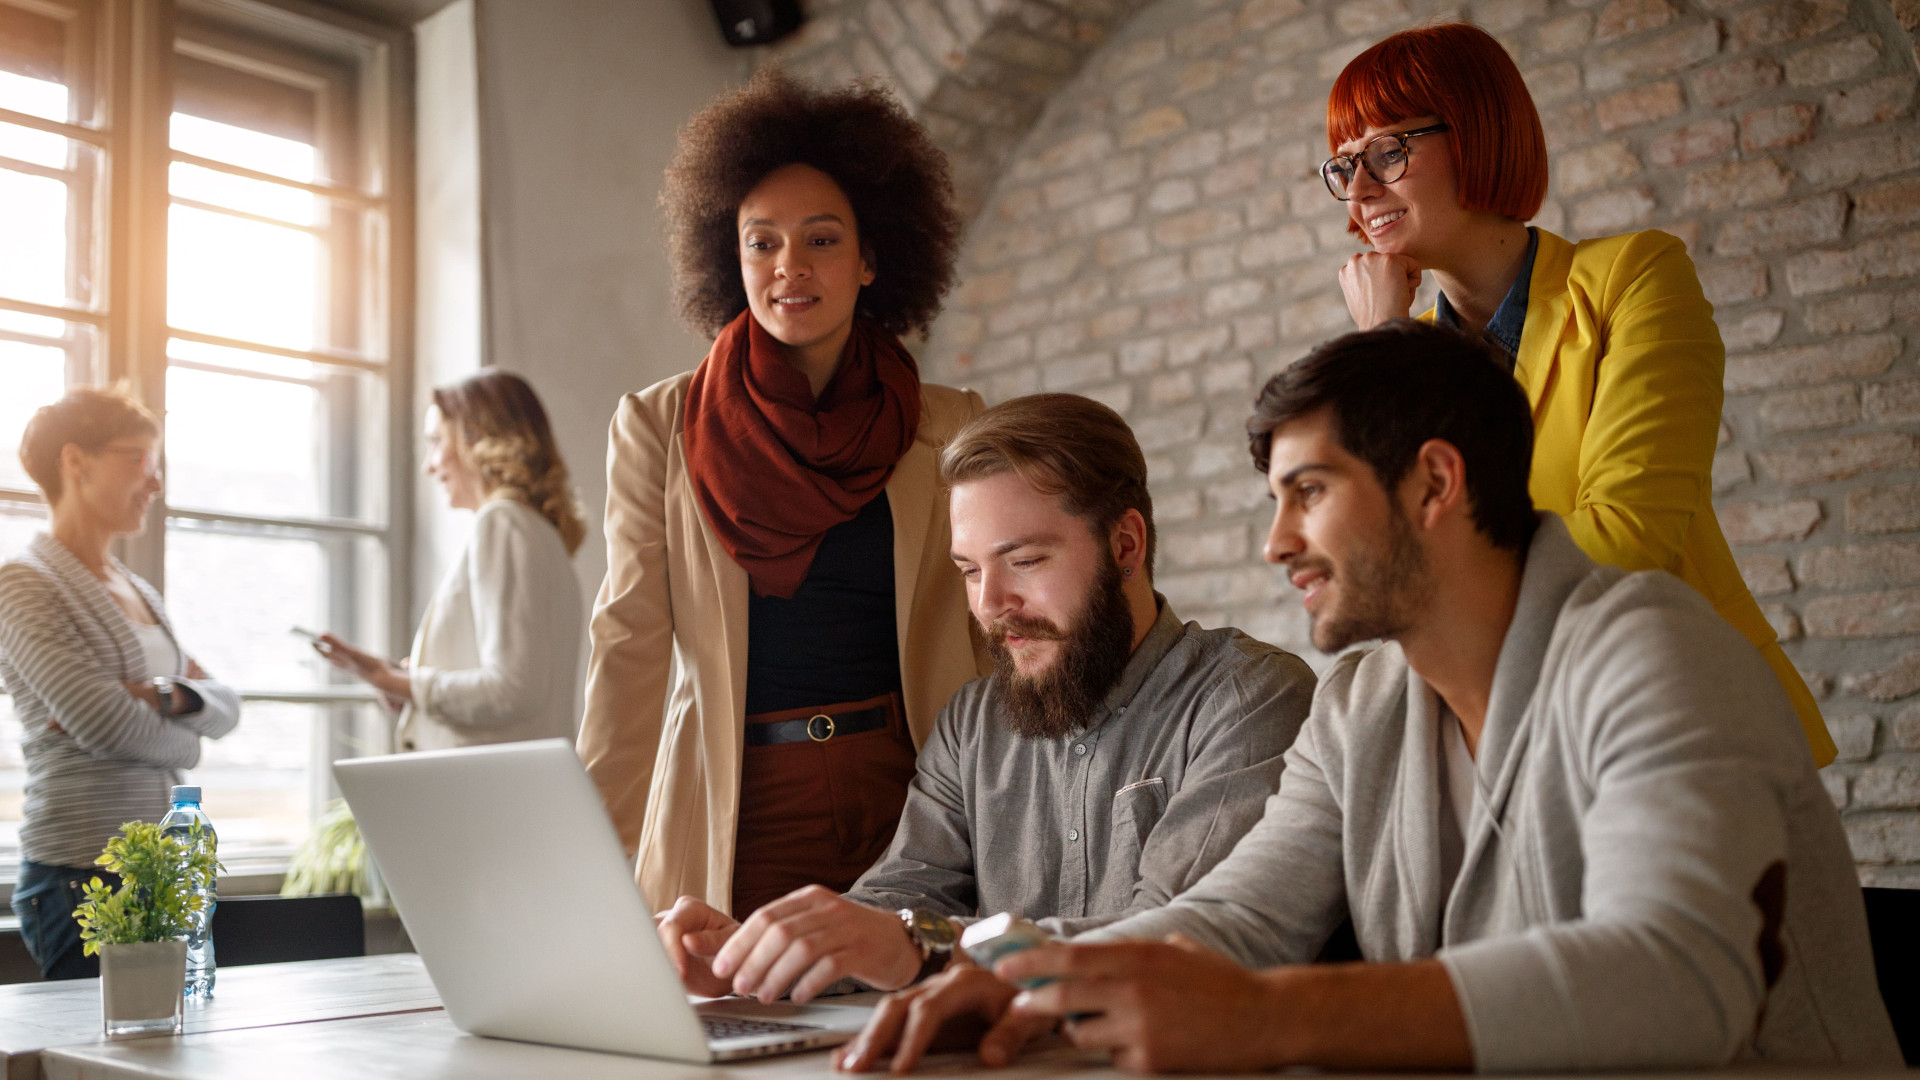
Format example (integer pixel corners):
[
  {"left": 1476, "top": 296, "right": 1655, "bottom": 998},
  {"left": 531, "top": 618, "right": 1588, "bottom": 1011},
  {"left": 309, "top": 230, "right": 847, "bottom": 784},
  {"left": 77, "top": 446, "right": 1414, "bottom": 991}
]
[
  {"left": 1073, "top": 743, "right": 1087, "bottom": 756},
  {"left": 1067, "top": 829, "right": 1080, "bottom": 842}
]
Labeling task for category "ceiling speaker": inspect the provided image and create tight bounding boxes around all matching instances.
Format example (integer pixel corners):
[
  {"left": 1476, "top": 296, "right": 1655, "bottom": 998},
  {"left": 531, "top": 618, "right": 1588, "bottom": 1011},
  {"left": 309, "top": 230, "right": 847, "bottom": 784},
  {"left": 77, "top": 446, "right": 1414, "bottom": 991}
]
[{"left": 709, "top": 0, "right": 803, "bottom": 47}]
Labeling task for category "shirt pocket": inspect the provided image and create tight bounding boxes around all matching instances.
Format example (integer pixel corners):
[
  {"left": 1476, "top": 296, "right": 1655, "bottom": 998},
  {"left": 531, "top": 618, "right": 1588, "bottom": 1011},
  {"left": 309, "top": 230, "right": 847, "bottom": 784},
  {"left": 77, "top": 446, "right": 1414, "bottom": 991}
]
[{"left": 1106, "top": 777, "right": 1169, "bottom": 874}]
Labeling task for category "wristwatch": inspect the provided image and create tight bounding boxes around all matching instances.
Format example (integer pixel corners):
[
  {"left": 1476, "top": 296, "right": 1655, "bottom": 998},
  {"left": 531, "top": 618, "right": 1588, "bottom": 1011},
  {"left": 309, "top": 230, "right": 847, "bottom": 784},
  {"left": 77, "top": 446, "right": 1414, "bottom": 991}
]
[
  {"left": 897, "top": 908, "right": 959, "bottom": 981},
  {"left": 150, "top": 676, "right": 177, "bottom": 718}
]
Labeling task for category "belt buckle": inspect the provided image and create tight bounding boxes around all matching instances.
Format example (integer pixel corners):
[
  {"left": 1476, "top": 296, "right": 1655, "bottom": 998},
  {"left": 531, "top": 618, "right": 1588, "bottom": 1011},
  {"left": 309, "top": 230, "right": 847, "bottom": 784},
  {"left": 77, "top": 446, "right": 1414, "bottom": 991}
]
[{"left": 806, "top": 714, "right": 836, "bottom": 742}]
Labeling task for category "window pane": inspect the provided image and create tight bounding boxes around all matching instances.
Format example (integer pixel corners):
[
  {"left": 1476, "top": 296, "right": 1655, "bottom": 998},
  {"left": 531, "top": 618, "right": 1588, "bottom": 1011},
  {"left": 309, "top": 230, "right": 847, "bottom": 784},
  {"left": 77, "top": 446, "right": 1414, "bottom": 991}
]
[
  {"left": 161, "top": 525, "right": 388, "bottom": 693},
  {"left": 166, "top": 203, "right": 316, "bottom": 349},
  {"left": 170, "top": 112, "right": 314, "bottom": 183},
  {"left": 170, "top": 335, "right": 319, "bottom": 381},
  {"left": 163, "top": 362, "right": 387, "bottom": 523},
  {"left": 186, "top": 701, "right": 387, "bottom": 858},
  {"left": 0, "top": 67, "right": 68, "bottom": 125},
  {"left": 0, "top": 116, "right": 68, "bottom": 168},
  {"left": 0, "top": 500, "right": 47, "bottom": 560},
  {"left": 0, "top": 334, "right": 79, "bottom": 492},
  {"left": 0, "top": 144, "right": 102, "bottom": 311},
  {"left": 162, "top": 526, "right": 323, "bottom": 691},
  {"left": 165, "top": 365, "right": 322, "bottom": 518},
  {"left": 0, "top": 66, "right": 102, "bottom": 314},
  {"left": 185, "top": 701, "right": 314, "bottom": 856},
  {"left": 0, "top": 2, "right": 97, "bottom": 129},
  {"left": 170, "top": 160, "right": 316, "bottom": 225}
]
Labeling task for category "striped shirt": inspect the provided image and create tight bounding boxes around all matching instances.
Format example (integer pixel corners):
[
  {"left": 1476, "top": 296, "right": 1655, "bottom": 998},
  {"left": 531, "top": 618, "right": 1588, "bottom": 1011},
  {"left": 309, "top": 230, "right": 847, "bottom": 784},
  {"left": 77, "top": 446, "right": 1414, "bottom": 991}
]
[{"left": 0, "top": 534, "right": 241, "bottom": 868}]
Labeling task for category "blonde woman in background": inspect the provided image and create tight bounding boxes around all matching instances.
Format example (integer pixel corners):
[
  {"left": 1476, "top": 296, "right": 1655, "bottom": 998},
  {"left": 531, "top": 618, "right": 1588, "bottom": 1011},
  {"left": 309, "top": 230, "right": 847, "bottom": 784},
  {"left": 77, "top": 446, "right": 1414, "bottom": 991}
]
[{"left": 317, "top": 370, "right": 587, "bottom": 750}]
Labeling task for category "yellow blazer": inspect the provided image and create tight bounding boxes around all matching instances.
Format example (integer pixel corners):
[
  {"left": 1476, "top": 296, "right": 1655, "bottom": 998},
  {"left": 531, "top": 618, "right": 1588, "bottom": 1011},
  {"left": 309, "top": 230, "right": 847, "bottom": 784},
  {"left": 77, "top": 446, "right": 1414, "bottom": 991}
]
[
  {"left": 1430, "top": 228, "right": 1832, "bottom": 765},
  {"left": 578, "top": 372, "right": 990, "bottom": 914}
]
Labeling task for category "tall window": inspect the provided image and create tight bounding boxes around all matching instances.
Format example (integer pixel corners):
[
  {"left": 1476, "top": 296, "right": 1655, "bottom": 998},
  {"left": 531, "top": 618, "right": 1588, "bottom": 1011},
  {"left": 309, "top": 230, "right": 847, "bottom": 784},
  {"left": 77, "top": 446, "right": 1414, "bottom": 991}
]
[{"left": 0, "top": 0, "right": 408, "bottom": 870}]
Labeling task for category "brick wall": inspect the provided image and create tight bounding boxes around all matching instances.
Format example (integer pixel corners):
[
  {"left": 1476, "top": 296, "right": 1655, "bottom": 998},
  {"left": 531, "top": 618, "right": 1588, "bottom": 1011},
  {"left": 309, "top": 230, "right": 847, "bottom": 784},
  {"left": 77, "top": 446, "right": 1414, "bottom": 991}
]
[{"left": 770, "top": 0, "right": 1920, "bottom": 881}]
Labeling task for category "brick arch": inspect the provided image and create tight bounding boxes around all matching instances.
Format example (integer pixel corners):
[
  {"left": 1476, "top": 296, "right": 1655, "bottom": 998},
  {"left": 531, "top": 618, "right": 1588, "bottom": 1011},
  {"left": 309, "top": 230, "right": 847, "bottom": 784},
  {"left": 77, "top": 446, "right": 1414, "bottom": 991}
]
[{"left": 764, "top": 1, "right": 1164, "bottom": 220}]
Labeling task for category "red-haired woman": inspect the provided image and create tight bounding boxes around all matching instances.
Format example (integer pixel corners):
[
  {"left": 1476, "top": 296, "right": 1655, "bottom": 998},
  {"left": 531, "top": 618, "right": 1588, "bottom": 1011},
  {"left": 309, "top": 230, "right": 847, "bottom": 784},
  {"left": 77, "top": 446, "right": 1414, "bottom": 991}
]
[{"left": 1323, "top": 23, "right": 1831, "bottom": 764}]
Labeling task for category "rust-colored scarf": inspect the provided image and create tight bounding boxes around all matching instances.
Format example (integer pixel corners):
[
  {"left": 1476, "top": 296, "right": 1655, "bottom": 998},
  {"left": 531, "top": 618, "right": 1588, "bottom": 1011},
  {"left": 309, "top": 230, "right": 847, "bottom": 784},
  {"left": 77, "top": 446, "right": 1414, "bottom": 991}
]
[{"left": 683, "top": 311, "right": 921, "bottom": 599}]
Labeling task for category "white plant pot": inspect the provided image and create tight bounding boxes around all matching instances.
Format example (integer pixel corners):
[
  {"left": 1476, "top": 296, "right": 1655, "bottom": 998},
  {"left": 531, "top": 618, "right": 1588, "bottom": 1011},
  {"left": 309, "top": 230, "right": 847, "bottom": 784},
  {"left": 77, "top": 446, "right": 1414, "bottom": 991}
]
[{"left": 100, "top": 940, "right": 186, "bottom": 1038}]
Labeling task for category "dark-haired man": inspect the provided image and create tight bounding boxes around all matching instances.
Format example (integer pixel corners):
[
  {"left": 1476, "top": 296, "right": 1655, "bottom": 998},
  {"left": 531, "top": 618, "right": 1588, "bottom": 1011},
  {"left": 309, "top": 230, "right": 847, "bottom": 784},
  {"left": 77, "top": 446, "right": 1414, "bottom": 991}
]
[
  {"left": 654, "top": 393, "right": 1316, "bottom": 1005},
  {"left": 842, "top": 321, "right": 1898, "bottom": 1074}
]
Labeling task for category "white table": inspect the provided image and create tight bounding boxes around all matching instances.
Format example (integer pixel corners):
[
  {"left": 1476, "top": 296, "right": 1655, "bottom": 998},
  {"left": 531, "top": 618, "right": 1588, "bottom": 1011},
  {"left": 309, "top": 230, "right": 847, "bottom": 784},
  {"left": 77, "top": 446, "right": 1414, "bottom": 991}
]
[
  {"left": 39, "top": 1007, "right": 1112, "bottom": 1080},
  {"left": 0, "top": 954, "right": 441, "bottom": 1080},
  {"left": 18, "top": 958, "right": 1915, "bottom": 1080}
]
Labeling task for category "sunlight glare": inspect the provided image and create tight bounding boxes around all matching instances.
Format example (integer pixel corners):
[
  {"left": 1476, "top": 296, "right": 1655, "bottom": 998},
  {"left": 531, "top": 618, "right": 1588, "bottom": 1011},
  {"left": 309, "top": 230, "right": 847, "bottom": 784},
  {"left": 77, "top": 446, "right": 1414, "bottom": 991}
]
[
  {"left": 0, "top": 342, "right": 67, "bottom": 490},
  {"left": 170, "top": 112, "right": 315, "bottom": 182},
  {"left": 0, "top": 73, "right": 72, "bottom": 167}
]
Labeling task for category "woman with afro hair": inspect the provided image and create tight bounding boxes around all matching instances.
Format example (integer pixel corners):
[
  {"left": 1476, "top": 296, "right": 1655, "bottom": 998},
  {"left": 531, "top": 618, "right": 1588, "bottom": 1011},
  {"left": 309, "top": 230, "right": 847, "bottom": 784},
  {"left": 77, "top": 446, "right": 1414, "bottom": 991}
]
[{"left": 578, "top": 70, "right": 988, "bottom": 922}]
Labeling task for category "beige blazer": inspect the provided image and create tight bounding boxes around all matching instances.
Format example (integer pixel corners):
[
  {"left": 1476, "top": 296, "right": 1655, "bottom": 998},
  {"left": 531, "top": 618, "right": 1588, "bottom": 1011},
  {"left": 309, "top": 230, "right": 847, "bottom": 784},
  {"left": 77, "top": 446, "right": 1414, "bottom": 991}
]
[{"left": 579, "top": 370, "right": 989, "bottom": 914}]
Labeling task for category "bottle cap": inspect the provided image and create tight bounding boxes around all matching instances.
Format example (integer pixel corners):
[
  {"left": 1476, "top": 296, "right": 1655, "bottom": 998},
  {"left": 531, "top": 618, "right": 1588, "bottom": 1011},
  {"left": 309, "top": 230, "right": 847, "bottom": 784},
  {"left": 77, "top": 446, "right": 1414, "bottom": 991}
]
[{"left": 170, "top": 785, "right": 201, "bottom": 803}]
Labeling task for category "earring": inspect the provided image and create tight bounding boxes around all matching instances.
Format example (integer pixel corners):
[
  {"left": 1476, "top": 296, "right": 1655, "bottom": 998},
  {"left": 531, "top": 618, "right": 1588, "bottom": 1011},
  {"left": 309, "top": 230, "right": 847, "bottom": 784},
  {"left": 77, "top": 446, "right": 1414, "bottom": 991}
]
[{"left": 1122, "top": 567, "right": 1133, "bottom": 578}]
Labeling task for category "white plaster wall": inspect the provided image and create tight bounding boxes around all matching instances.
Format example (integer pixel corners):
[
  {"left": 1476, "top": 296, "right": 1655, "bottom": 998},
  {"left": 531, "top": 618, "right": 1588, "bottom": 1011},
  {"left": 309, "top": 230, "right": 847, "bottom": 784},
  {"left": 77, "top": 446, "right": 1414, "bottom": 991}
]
[
  {"left": 413, "top": 0, "right": 484, "bottom": 618},
  {"left": 472, "top": 0, "right": 748, "bottom": 611},
  {"left": 414, "top": 0, "right": 746, "bottom": 635}
]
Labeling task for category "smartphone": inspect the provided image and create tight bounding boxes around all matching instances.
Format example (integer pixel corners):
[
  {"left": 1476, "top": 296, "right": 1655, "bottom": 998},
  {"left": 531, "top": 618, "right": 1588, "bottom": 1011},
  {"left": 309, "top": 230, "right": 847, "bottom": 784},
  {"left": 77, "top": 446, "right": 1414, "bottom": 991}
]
[{"left": 960, "top": 913, "right": 1055, "bottom": 987}]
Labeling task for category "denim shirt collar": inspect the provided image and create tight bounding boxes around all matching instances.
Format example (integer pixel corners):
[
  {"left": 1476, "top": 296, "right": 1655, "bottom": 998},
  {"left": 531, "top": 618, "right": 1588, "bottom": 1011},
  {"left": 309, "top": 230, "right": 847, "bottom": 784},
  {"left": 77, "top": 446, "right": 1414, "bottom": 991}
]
[{"left": 1435, "top": 226, "right": 1538, "bottom": 364}]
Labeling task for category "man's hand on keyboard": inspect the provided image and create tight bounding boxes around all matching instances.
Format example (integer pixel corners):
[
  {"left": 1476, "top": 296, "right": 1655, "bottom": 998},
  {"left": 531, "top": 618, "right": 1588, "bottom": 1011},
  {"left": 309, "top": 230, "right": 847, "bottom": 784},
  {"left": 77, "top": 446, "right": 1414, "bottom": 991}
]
[{"left": 711, "top": 885, "right": 923, "bottom": 1004}]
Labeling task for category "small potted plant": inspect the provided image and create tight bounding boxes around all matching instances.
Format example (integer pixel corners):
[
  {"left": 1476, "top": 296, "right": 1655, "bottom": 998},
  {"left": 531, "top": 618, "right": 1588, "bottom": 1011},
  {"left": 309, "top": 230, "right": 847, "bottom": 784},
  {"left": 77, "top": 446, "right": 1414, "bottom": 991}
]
[{"left": 73, "top": 820, "right": 220, "bottom": 1038}]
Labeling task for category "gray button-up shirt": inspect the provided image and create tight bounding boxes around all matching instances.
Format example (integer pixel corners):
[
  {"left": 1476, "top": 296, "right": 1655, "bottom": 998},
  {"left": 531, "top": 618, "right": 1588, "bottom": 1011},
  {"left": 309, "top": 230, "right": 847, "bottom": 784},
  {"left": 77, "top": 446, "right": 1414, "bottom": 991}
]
[{"left": 846, "top": 598, "right": 1316, "bottom": 936}]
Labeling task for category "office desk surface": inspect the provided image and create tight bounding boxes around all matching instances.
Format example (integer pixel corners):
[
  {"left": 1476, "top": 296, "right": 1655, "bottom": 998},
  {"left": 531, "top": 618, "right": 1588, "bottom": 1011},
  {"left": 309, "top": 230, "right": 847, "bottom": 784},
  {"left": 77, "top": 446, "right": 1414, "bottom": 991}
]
[
  {"left": 40, "top": 1008, "right": 1108, "bottom": 1080},
  {"left": 35, "top": 1007, "right": 1920, "bottom": 1080},
  {"left": 0, "top": 953, "right": 440, "bottom": 1079}
]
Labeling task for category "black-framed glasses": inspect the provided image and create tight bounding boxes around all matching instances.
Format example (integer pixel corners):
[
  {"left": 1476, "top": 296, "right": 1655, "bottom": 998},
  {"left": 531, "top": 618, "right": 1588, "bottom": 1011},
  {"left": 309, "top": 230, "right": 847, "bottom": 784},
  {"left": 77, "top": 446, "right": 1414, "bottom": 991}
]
[{"left": 1320, "top": 124, "right": 1449, "bottom": 201}]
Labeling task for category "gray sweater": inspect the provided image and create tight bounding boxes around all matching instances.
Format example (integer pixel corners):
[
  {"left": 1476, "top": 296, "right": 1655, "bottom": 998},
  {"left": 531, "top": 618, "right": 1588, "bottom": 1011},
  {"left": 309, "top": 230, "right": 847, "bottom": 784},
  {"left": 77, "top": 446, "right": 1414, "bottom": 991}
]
[
  {"left": 1087, "top": 517, "right": 1899, "bottom": 1071},
  {"left": 0, "top": 534, "right": 241, "bottom": 867}
]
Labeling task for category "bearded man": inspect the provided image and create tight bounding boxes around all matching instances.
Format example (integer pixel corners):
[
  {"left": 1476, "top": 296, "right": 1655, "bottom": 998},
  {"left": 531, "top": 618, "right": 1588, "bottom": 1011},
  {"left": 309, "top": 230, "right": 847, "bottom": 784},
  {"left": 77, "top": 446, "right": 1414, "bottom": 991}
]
[{"left": 652, "top": 393, "right": 1317, "bottom": 1004}]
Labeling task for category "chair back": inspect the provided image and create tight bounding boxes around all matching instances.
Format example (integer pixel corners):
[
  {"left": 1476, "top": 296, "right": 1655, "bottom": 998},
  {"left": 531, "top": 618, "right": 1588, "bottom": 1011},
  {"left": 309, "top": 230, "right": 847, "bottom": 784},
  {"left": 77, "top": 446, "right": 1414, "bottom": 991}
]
[{"left": 210, "top": 894, "right": 365, "bottom": 967}]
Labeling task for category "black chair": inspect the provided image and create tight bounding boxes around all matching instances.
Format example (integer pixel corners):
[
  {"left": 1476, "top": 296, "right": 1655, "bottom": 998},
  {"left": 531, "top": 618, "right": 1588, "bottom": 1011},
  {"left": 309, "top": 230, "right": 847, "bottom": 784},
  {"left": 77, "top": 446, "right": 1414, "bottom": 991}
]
[
  {"left": 209, "top": 894, "right": 365, "bottom": 967},
  {"left": 1862, "top": 886, "right": 1919, "bottom": 1065}
]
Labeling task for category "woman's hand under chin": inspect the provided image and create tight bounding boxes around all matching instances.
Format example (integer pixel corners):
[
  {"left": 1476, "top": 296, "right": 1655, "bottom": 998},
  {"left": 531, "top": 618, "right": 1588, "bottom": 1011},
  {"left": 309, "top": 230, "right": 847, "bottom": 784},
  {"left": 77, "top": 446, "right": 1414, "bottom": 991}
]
[{"left": 1339, "top": 251, "right": 1424, "bottom": 330}]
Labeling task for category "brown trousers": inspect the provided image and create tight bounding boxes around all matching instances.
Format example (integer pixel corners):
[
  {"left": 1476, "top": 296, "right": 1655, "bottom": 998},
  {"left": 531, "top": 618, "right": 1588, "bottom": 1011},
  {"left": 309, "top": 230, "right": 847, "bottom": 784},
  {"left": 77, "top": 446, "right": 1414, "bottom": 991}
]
[{"left": 730, "top": 691, "right": 917, "bottom": 918}]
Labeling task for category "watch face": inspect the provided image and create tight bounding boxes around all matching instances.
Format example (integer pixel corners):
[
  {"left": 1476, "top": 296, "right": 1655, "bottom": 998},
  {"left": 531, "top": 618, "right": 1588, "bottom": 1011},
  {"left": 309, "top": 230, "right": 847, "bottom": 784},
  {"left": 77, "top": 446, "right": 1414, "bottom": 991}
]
[{"left": 910, "top": 910, "right": 960, "bottom": 952}]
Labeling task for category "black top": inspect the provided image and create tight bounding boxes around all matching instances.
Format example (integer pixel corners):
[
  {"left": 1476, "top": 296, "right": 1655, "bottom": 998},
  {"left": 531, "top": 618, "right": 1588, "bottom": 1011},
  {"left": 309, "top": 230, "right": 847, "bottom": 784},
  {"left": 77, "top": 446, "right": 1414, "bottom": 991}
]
[{"left": 744, "top": 490, "right": 902, "bottom": 715}]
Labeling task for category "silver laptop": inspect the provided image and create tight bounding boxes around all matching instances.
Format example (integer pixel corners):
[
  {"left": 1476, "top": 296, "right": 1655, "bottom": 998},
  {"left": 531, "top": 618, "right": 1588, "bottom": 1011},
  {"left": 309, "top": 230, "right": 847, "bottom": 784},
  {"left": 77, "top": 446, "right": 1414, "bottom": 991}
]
[{"left": 334, "top": 739, "right": 873, "bottom": 1062}]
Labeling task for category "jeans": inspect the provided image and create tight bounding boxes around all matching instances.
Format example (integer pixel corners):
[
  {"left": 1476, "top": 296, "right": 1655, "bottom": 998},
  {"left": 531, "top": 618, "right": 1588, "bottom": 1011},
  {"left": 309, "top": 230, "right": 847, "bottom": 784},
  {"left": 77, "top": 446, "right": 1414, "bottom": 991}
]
[{"left": 12, "top": 860, "right": 120, "bottom": 980}]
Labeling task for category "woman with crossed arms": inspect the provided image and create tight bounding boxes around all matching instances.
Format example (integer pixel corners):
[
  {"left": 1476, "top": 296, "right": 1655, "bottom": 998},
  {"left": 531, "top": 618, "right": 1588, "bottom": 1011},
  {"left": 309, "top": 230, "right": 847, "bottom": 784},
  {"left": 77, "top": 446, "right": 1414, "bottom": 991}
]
[{"left": 1323, "top": 23, "right": 1831, "bottom": 763}]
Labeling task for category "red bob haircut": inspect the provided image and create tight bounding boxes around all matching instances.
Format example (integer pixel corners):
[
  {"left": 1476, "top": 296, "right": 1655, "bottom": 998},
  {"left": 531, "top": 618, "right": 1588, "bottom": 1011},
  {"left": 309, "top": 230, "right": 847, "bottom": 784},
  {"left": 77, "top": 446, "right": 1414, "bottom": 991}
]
[{"left": 1327, "top": 23, "right": 1548, "bottom": 238}]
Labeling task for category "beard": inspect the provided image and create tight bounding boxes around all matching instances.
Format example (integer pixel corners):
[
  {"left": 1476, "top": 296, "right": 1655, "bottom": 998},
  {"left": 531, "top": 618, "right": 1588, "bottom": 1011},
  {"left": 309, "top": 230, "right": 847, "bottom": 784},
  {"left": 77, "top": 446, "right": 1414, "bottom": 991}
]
[
  {"left": 985, "top": 557, "right": 1137, "bottom": 740},
  {"left": 1305, "top": 503, "right": 1433, "bottom": 653}
]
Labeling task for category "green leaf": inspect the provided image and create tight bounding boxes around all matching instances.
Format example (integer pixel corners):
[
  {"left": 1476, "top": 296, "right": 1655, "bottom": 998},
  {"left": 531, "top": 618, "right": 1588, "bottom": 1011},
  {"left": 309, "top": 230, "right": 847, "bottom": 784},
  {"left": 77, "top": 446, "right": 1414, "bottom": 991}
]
[{"left": 74, "top": 820, "right": 223, "bottom": 953}]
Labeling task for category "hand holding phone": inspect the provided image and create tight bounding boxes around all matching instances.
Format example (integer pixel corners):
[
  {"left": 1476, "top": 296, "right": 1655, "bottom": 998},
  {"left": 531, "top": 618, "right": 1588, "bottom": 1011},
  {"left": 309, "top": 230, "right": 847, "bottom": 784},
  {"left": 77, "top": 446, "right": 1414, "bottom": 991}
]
[{"left": 290, "top": 626, "right": 333, "bottom": 654}]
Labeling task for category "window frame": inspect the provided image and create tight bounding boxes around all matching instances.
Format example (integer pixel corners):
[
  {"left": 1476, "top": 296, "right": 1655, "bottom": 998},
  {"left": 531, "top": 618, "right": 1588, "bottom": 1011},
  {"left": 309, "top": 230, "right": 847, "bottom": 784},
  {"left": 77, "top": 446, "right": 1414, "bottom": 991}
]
[{"left": 0, "top": 0, "right": 415, "bottom": 878}]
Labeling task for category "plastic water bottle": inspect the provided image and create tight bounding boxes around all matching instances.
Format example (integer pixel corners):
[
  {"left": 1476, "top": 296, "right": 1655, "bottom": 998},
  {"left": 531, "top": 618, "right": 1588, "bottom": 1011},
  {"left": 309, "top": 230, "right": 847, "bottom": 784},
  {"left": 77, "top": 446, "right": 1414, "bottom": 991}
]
[{"left": 159, "top": 785, "right": 216, "bottom": 1000}]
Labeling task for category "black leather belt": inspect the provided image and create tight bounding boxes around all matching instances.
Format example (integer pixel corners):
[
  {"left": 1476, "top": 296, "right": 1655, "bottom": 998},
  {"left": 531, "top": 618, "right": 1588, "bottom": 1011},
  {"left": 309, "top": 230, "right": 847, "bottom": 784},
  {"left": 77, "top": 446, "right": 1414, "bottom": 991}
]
[{"left": 744, "top": 705, "right": 889, "bottom": 747}]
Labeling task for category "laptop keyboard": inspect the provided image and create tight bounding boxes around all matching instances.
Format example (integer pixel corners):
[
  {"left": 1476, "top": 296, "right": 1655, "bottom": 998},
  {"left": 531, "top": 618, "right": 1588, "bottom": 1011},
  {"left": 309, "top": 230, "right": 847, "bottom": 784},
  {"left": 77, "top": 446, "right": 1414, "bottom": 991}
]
[{"left": 702, "top": 1015, "right": 822, "bottom": 1041}]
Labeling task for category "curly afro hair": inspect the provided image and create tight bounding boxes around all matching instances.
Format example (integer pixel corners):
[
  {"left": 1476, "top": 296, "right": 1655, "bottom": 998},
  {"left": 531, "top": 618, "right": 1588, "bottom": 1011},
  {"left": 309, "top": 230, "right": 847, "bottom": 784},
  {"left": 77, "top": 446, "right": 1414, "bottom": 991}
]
[{"left": 661, "top": 68, "right": 961, "bottom": 339}]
